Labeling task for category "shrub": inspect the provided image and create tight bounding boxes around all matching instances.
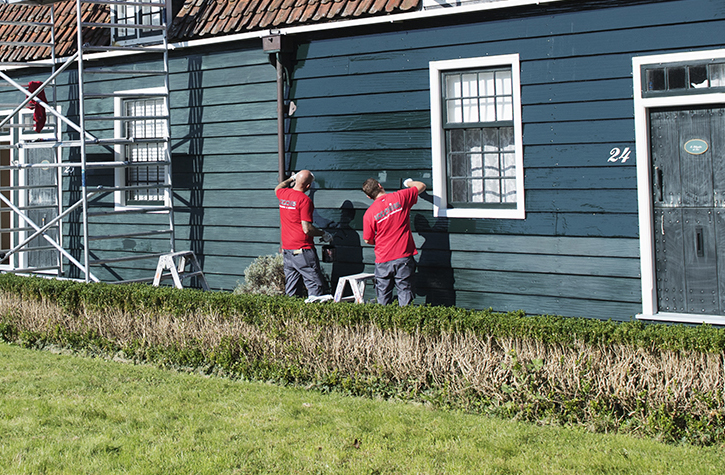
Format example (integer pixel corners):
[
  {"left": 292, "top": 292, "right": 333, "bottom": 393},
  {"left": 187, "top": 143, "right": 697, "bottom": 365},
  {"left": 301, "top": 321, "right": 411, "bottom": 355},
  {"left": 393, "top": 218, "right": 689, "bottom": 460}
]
[
  {"left": 1, "top": 273, "right": 725, "bottom": 446},
  {"left": 234, "top": 254, "right": 284, "bottom": 296}
]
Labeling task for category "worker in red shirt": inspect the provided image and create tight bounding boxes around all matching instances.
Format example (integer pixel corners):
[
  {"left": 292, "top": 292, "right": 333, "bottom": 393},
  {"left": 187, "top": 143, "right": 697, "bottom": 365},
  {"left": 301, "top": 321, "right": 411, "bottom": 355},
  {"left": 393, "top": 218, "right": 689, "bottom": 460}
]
[
  {"left": 362, "top": 177, "right": 426, "bottom": 306},
  {"left": 276, "top": 170, "right": 332, "bottom": 298}
]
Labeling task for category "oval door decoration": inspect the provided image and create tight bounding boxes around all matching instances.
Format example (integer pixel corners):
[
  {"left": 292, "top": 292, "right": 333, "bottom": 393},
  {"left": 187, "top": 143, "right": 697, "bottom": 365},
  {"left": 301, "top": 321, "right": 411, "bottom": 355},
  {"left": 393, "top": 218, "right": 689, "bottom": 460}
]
[{"left": 684, "top": 139, "right": 709, "bottom": 155}]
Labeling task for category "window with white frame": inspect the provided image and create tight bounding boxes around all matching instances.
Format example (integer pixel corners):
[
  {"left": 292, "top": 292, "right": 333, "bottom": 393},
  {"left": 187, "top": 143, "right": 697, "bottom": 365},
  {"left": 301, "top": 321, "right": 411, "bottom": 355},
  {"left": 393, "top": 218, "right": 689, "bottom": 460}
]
[
  {"left": 115, "top": 92, "right": 168, "bottom": 206},
  {"left": 112, "top": 0, "right": 164, "bottom": 45},
  {"left": 430, "top": 55, "right": 525, "bottom": 219}
]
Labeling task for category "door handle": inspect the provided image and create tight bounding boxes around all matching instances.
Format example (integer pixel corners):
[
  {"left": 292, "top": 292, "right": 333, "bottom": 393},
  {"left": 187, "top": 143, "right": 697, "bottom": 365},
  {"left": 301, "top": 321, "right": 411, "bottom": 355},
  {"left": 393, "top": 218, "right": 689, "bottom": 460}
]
[
  {"left": 696, "top": 227, "right": 704, "bottom": 257},
  {"left": 655, "top": 167, "right": 663, "bottom": 202}
]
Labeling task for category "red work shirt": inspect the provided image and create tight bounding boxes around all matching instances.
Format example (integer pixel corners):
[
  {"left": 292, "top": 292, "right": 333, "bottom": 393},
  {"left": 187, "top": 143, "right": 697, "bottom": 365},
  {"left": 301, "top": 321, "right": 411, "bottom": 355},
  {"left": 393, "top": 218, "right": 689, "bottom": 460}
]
[
  {"left": 363, "top": 186, "right": 418, "bottom": 263},
  {"left": 277, "top": 187, "right": 314, "bottom": 250}
]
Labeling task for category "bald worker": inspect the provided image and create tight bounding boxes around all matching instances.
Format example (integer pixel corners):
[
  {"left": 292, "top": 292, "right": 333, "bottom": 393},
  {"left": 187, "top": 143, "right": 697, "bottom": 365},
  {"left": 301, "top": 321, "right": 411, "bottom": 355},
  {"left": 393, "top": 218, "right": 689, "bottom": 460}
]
[{"left": 275, "top": 170, "right": 332, "bottom": 298}]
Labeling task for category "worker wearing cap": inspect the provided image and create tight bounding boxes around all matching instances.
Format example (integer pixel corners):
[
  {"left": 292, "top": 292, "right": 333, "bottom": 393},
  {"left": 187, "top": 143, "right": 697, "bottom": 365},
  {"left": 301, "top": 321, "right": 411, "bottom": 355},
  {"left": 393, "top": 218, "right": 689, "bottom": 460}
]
[
  {"left": 276, "top": 170, "right": 332, "bottom": 298},
  {"left": 362, "top": 177, "right": 426, "bottom": 306}
]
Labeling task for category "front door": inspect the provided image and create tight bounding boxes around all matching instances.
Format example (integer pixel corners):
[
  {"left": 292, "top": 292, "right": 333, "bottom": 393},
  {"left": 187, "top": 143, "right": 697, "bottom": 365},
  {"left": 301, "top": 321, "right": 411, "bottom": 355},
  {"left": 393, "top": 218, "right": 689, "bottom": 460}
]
[
  {"left": 22, "top": 146, "right": 60, "bottom": 270},
  {"left": 650, "top": 106, "right": 725, "bottom": 315}
]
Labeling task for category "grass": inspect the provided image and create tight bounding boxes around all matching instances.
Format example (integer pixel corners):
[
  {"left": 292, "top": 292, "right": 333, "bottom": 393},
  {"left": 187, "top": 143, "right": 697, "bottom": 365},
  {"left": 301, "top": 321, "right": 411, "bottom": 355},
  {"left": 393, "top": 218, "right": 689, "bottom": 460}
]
[{"left": 1, "top": 342, "right": 723, "bottom": 474}]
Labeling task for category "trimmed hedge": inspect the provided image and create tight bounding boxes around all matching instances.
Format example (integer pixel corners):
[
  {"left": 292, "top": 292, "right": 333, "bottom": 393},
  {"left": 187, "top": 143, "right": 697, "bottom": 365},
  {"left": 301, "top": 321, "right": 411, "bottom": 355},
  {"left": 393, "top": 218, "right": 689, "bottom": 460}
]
[{"left": 1, "top": 273, "right": 725, "bottom": 446}]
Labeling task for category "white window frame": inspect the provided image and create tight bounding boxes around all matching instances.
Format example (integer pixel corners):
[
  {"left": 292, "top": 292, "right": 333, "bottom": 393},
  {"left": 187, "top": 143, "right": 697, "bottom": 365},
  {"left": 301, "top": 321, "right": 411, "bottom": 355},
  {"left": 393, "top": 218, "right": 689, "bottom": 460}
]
[
  {"left": 113, "top": 87, "right": 170, "bottom": 210},
  {"left": 430, "top": 54, "right": 525, "bottom": 219},
  {"left": 633, "top": 48, "right": 725, "bottom": 325}
]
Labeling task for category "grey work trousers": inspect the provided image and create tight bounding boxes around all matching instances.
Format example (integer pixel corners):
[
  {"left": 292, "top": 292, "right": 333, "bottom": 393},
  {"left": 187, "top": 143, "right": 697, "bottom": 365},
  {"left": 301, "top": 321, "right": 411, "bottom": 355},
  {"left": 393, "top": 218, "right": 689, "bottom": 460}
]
[
  {"left": 283, "top": 248, "right": 326, "bottom": 298},
  {"left": 374, "top": 255, "right": 415, "bottom": 306}
]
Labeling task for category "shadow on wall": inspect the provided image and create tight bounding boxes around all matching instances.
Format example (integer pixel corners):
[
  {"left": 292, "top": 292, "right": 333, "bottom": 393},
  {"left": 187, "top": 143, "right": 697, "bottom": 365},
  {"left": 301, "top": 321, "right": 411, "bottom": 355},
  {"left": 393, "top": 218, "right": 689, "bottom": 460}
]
[
  {"left": 330, "top": 200, "right": 364, "bottom": 298},
  {"left": 172, "top": 54, "right": 206, "bottom": 289},
  {"left": 415, "top": 214, "right": 456, "bottom": 307}
]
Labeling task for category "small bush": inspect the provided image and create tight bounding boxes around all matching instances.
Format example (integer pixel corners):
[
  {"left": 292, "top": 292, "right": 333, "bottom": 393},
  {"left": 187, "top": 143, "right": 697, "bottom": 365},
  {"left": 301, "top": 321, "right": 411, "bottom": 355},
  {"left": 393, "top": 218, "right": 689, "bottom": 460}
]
[{"left": 234, "top": 254, "right": 284, "bottom": 296}]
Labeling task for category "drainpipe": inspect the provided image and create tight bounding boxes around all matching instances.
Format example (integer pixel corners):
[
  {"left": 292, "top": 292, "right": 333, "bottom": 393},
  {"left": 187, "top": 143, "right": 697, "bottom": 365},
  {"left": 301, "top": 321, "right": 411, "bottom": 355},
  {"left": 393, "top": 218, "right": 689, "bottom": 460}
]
[
  {"left": 262, "top": 33, "right": 290, "bottom": 183},
  {"left": 276, "top": 54, "right": 285, "bottom": 183}
]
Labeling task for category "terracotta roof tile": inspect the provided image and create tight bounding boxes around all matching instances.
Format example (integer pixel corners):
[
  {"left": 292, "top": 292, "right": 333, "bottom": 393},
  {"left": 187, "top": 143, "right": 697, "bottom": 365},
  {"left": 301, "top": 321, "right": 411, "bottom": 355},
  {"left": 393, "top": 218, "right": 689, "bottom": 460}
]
[{"left": 0, "top": 0, "right": 421, "bottom": 61}]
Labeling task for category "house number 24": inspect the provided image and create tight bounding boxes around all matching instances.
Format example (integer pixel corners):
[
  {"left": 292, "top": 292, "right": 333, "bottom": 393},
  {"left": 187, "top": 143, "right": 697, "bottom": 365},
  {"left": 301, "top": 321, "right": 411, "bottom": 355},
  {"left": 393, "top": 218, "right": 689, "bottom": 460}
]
[{"left": 608, "top": 147, "right": 632, "bottom": 163}]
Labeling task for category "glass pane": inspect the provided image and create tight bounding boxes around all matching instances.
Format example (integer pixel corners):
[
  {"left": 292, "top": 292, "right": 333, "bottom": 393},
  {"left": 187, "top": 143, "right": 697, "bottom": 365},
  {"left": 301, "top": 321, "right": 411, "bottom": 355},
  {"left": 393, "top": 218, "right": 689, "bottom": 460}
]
[
  {"left": 464, "top": 128, "right": 480, "bottom": 152},
  {"left": 471, "top": 178, "right": 484, "bottom": 203},
  {"left": 500, "top": 127, "right": 514, "bottom": 151},
  {"left": 710, "top": 63, "right": 725, "bottom": 87},
  {"left": 485, "top": 178, "right": 501, "bottom": 203},
  {"left": 501, "top": 153, "right": 516, "bottom": 177},
  {"left": 462, "top": 98, "right": 479, "bottom": 122},
  {"left": 447, "top": 129, "right": 465, "bottom": 152},
  {"left": 501, "top": 177, "right": 517, "bottom": 203},
  {"left": 497, "top": 95, "right": 513, "bottom": 121},
  {"left": 689, "top": 65, "right": 708, "bottom": 89},
  {"left": 449, "top": 154, "right": 468, "bottom": 178},
  {"left": 447, "top": 99, "right": 462, "bottom": 123},
  {"left": 481, "top": 127, "right": 498, "bottom": 152},
  {"left": 469, "top": 147, "right": 483, "bottom": 178},
  {"left": 646, "top": 68, "right": 665, "bottom": 91},
  {"left": 461, "top": 73, "right": 477, "bottom": 97},
  {"left": 496, "top": 70, "right": 512, "bottom": 95},
  {"left": 450, "top": 178, "right": 468, "bottom": 202},
  {"left": 446, "top": 74, "right": 461, "bottom": 99},
  {"left": 478, "top": 97, "right": 495, "bottom": 122},
  {"left": 483, "top": 154, "right": 500, "bottom": 177},
  {"left": 667, "top": 67, "right": 686, "bottom": 89},
  {"left": 478, "top": 71, "right": 495, "bottom": 97}
]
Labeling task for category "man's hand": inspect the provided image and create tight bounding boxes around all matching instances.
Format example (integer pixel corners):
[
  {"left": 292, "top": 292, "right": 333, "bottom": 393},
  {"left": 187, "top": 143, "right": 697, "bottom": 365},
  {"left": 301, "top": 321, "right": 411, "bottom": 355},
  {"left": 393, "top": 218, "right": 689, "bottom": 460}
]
[
  {"left": 403, "top": 178, "right": 426, "bottom": 194},
  {"left": 320, "top": 231, "right": 333, "bottom": 243}
]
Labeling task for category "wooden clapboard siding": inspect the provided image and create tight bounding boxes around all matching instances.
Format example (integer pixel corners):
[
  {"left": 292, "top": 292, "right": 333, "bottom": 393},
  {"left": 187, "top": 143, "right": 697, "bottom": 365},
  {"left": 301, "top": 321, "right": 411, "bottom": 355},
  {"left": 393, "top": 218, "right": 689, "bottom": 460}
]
[
  {"left": 6, "top": 0, "right": 723, "bottom": 319},
  {"left": 282, "top": 0, "right": 725, "bottom": 318}
]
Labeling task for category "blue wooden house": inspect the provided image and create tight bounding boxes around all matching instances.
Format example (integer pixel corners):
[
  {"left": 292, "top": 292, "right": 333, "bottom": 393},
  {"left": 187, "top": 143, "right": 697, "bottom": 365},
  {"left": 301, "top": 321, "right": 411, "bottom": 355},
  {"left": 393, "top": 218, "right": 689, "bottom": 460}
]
[{"left": 0, "top": 0, "right": 723, "bottom": 324}]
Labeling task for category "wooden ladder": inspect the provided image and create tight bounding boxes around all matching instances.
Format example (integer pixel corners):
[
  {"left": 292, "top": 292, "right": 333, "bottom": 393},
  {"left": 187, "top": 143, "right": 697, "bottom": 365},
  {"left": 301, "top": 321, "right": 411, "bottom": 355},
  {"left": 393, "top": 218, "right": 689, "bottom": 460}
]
[
  {"left": 333, "top": 272, "right": 375, "bottom": 303},
  {"left": 152, "top": 251, "right": 209, "bottom": 290}
]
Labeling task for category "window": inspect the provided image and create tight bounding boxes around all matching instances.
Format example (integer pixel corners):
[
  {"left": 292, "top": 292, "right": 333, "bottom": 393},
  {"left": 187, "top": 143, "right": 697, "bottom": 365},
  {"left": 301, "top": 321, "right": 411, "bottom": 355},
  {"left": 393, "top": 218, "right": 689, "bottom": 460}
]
[
  {"left": 112, "top": 0, "right": 164, "bottom": 45},
  {"left": 642, "top": 60, "right": 725, "bottom": 96},
  {"left": 430, "top": 55, "right": 524, "bottom": 219},
  {"left": 114, "top": 89, "right": 168, "bottom": 207}
]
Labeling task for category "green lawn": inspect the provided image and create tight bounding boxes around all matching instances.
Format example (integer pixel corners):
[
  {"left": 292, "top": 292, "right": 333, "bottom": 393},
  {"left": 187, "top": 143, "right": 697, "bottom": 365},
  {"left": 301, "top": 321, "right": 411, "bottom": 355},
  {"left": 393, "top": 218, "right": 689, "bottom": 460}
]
[{"left": 0, "top": 342, "right": 722, "bottom": 474}]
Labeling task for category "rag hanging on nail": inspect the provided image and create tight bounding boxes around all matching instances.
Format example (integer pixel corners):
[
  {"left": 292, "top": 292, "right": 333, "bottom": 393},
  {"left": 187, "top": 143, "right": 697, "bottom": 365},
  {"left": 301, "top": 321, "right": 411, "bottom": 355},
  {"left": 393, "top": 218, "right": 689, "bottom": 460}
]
[{"left": 26, "top": 81, "right": 47, "bottom": 133}]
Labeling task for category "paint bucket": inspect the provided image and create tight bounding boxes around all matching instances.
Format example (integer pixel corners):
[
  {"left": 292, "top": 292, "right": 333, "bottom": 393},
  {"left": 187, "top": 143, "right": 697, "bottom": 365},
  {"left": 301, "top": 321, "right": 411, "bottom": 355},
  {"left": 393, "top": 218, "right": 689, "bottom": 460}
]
[{"left": 321, "top": 244, "right": 336, "bottom": 263}]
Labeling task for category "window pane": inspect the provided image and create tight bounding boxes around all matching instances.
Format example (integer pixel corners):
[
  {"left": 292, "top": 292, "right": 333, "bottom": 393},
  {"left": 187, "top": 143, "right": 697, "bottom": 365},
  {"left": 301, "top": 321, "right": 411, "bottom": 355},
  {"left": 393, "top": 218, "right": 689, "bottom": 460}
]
[
  {"left": 479, "top": 96, "right": 496, "bottom": 122},
  {"left": 462, "top": 98, "right": 479, "bottom": 122},
  {"left": 497, "top": 95, "right": 513, "bottom": 121},
  {"left": 667, "top": 67, "right": 687, "bottom": 89},
  {"left": 446, "top": 99, "right": 462, "bottom": 123},
  {"left": 478, "top": 71, "right": 495, "bottom": 97},
  {"left": 446, "top": 74, "right": 461, "bottom": 98},
  {"left": 689, "top": 65, "right": 708, "bottom": 89},
  {"left": 646, "top": 68, "right": 665, "bottom": 91},
  {"left": 710, "top": 63, "right": 725, "bottom": 87},
  {"left": 496, "top": 70, "right": 512, "bottom": 95}
]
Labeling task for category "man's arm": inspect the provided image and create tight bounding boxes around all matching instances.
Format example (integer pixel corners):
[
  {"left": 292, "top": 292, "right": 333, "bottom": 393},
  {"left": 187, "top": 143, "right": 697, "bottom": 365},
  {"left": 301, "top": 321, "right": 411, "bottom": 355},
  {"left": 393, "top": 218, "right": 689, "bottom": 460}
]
[
  {"left": 301, "top": 221, "right": 323, "bottom": 237},
  {"left": 275, "top": 174, "right": 295, "bottom": 192},
  {"left": 403, "top": 178, "right": 426, "bottom": 194}
]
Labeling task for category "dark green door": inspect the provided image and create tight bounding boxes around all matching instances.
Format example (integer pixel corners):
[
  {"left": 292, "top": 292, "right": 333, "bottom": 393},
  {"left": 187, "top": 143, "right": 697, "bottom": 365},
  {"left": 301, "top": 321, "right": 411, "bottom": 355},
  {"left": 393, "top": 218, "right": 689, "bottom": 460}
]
[{"left": 650, "top": 107, "right": 725, "bottom": 315}]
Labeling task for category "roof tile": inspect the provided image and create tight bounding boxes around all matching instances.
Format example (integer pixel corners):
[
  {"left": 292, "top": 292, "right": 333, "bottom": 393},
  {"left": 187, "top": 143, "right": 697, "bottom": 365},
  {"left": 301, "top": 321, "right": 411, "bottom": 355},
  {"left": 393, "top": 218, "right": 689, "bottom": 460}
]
[{"left": 0, "top": 0, "right": 421, "bottom": 59}]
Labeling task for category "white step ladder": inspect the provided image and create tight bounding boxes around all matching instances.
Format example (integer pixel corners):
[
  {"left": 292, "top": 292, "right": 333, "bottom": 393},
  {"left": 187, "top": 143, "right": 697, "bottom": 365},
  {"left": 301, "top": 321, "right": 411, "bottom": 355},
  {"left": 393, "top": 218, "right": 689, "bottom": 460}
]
[
  {"left": 333, "top": 272, "right": 375, "bottom": 303},
  {"left": 152, "top": 251, "right": 209, "bottom": 290}
]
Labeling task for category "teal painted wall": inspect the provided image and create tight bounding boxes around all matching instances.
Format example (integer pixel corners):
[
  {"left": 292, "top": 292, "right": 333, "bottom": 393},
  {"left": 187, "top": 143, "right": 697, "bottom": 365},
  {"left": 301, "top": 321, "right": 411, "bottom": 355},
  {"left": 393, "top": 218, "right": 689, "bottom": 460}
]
[
  {"left": 282, "top": 0, "right": 725, "bottom": 319},
  {"left": 1, "top": 0, "right": 723, "bottom": 320}
]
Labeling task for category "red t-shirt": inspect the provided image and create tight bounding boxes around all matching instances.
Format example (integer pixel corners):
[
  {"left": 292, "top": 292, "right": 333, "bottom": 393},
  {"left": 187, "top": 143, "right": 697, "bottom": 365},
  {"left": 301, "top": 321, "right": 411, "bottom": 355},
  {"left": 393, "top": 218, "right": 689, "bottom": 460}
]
[
  {"left": 363, "top": 187, "right": 418, "bottom": 263},
  {"left": 277, "top": 188, "right": 314, "bottom": 250}
]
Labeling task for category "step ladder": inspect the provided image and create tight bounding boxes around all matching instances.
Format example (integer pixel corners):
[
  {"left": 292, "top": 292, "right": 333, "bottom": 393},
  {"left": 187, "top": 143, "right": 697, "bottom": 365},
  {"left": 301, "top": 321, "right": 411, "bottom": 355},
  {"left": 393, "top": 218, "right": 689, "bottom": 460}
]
[
  {"left": 152, "top": 251, "right": 209, "bottom": 290},
  {"left": 333, "top": 272, "right": 375, "bottom": 303}
]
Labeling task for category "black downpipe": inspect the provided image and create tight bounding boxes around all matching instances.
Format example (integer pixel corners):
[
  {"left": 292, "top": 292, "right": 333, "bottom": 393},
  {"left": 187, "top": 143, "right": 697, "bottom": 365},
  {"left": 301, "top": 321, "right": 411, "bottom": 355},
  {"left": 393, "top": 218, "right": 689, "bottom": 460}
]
[{"left": 276, "top": 53, "right": 285, "bottom": 183}]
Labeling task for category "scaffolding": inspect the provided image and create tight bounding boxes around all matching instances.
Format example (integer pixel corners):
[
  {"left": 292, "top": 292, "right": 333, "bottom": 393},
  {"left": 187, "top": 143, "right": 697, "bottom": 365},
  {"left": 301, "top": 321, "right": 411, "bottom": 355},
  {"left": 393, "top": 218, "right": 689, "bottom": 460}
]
[{"left": 0, "top": 0, "right": 177, "bottom": 284}]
